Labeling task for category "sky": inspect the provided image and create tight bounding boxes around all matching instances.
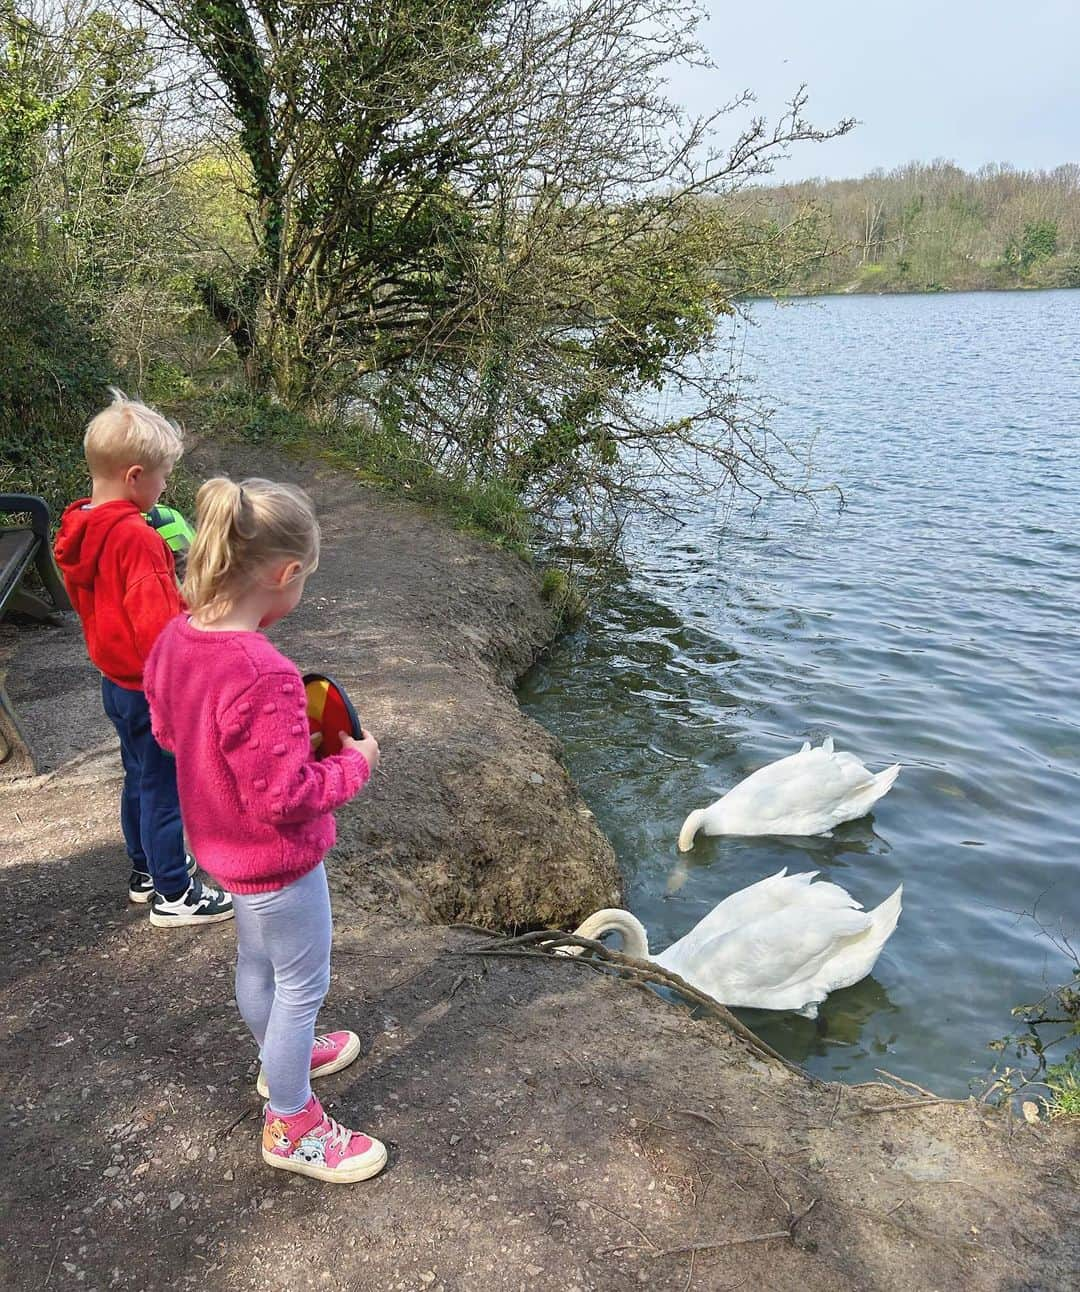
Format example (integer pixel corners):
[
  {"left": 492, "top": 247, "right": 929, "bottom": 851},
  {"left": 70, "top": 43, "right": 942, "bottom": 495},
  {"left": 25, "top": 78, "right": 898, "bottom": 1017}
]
[{"left": 674, "top": 0, "right": 1080, "bottom": 182}]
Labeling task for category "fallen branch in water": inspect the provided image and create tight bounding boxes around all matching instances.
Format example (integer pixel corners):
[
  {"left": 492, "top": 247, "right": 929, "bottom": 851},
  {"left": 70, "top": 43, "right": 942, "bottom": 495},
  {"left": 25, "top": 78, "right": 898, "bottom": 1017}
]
[{"left": 458, "top": 927, "right": 813, "bottom": 1080}]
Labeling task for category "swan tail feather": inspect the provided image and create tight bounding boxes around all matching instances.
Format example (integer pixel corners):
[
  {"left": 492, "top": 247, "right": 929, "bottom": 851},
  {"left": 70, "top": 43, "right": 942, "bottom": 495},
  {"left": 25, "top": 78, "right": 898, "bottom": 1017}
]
[
  {"left": 816, "top": 885, "right": 903, "bottom": 993},
  {"left": 874, "top": 762, "right": 901, "bottom": 794},
  {"left": 836, "top": 762, "right": 900, "bottom": 820},
  {"left": 868, "top": 884, "right": 903, "bottom": 941}
]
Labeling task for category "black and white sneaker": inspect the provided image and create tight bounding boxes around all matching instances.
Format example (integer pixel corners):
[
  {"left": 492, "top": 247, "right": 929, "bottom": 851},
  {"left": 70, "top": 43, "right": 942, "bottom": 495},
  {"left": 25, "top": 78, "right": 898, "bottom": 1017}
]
[
  {"left": 149, "top": 878, "right": 234, "bottom": 927},
  {"left": 128, "top": 854, "right": 198, "bottom": 904}
]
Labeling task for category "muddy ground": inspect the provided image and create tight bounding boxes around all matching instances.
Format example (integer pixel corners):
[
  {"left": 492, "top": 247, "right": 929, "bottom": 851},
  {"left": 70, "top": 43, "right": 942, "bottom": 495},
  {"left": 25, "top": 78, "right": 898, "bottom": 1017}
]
[{"left": 0, "top": 458, "right": 1076, "bottom": 1291}]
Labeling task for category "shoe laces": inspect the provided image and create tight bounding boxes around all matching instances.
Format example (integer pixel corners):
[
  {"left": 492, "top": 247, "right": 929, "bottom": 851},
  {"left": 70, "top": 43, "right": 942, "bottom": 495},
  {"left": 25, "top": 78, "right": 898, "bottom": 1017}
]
[
  {"left": 315, "top": 1114, "right": 355, "bottom": 1154},
  {"left": 313, "top": 1033, "right": 335, "bottom": 1050}
]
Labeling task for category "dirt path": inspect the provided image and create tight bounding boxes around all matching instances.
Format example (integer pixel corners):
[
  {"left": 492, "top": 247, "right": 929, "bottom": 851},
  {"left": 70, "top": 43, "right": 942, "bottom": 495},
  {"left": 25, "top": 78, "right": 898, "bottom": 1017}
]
[{"left": 1, "top": 460, "right": 1076, "bottom": 1291}]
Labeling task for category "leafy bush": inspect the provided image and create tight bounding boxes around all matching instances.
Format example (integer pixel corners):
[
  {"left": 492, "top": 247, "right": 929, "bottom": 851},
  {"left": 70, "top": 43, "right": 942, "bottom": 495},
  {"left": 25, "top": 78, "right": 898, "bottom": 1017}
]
[
  {"left": 1019, "top": 220, "right": 1058, "bottom": 269},
  {"left": 1045, "top": 1052, "right": 1080, "bottom": 1120},
  {"left": 0, "top": 261, "right": 112, "bottom": 517},
  {"left": 179, "top": 388, "right": 533, "bottom": 551}
]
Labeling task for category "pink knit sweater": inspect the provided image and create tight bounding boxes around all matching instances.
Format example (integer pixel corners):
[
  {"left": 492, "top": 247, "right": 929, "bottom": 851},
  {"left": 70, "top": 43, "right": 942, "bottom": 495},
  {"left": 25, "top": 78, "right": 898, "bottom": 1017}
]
[{"left": 144, "top": 616, "right": 369, "bottom": 894}]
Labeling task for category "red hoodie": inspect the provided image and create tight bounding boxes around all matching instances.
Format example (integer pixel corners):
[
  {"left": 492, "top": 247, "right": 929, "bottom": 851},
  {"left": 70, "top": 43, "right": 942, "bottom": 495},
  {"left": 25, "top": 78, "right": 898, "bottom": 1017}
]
[{"left": 54, "top": 498, "right": 181, "bottom": 690}]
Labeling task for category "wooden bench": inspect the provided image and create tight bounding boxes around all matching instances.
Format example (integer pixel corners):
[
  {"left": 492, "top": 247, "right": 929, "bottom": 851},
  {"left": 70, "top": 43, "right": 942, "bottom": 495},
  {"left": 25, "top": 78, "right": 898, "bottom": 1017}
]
[{"left": 0, "top": 493, "right": 72, "bottom": 766}]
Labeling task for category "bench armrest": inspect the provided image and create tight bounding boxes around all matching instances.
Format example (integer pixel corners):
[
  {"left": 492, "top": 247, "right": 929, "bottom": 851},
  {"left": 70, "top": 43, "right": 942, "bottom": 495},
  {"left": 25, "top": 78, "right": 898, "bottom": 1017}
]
[{"left": 0, "top": 493, "right": 52, "bottom": 541}]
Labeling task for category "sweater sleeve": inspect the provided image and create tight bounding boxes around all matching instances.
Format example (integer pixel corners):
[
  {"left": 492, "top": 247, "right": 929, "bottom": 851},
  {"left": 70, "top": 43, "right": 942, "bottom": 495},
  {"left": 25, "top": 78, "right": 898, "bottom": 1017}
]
[{"left": 220, "top": 670, "right": 370, "bottom": 826}]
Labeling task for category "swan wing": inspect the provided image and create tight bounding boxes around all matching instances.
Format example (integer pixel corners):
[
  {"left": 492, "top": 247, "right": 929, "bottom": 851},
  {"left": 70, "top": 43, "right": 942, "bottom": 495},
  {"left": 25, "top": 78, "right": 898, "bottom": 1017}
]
[
  {"left": 716, "top": 744, "right": 889, "bottom": 835},
  {"left": 658, "top": 870, "right": 864, "bottom": 968},
  {"left": 804, "top": 884, "right": 903, "bottom": 994},
  {"left": 655, "top": 905, "right": 873, "bottom": 1010}
]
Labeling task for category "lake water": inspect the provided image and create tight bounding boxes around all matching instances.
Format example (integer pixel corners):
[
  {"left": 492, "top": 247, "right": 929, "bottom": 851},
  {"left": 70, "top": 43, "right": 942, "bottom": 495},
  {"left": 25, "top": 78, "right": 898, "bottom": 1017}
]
[{"left": 519, "top": 289, "right": 1080, "bottom": 1095}]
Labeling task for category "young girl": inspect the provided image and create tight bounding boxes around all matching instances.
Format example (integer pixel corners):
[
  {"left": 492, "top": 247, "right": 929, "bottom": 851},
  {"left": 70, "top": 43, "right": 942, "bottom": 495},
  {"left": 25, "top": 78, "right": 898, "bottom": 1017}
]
[{"left": 144, "top": 477, "right": 386, "bottom": 1184}]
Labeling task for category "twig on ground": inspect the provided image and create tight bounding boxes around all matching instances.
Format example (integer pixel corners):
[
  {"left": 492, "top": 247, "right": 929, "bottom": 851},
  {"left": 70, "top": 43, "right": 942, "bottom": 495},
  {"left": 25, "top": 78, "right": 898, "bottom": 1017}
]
[
  {"left": 459, "top": 929, "right": 812, "bottom": 1078},
  {"left": 657, "top": 1229, "right": 792, "bottom": 1257},
  {"left": 563, "top": 1049, "right": 606, "bottom": 1087},
  {"left": 216, "top": 1106, "right": 256, "bottom": 1139},
  {"left": 675, "top": 1108, "right": 795, "bottom": 1218},
  {"left": 43, "top": 1241, "right": 60, "bottom": 1288},
  {"left": 875, "top": 1068, "right": 939, "bottom": 1099},
  {"left": 579, "top": 1197, "right": 659, "bottom": 1252},
  {"left": 682, "top": 1249, "right": 696, "bottom": 1292},
  {"left": 849, "top": 1097, "right": 967, "bottom": 1116}
]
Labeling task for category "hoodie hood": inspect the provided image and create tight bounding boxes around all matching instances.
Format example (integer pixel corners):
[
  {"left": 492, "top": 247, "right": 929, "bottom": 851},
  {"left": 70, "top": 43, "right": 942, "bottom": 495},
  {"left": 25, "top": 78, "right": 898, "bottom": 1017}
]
[{"left": 55, "top": 499, "right": 145, "bottom": 588}]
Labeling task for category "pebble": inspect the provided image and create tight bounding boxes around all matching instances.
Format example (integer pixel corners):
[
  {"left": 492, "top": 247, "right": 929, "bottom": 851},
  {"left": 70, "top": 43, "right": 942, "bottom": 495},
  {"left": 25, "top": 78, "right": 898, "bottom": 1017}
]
[{"left": 168, "top": 1192, "right": 185, "bottom": 1211}]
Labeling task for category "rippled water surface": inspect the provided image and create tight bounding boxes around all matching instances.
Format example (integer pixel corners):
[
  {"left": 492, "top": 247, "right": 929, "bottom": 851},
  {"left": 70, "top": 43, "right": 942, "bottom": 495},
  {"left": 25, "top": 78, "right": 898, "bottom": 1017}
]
[{"left": 519, "top": 289, "right": 1080, "bottom": 1093}]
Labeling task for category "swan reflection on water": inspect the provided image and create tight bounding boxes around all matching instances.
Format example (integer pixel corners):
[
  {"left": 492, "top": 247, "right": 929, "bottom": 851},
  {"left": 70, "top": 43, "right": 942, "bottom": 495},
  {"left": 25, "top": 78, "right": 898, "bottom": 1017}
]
[{"left": 743, "top": 975, "right": 901, "bottom": 1069}]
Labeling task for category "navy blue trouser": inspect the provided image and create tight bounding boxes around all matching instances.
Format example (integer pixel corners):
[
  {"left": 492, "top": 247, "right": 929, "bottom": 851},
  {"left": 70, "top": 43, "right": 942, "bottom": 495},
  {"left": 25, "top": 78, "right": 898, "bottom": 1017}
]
[{"left": 101, "top": 677, "right": 189, "bottom": 899}]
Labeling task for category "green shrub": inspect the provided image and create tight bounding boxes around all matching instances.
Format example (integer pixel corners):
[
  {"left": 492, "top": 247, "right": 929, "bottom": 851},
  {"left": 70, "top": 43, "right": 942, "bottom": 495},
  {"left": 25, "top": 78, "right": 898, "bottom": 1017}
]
[
  {"left": 1045, "top": 1052, "right": 1080, "bottom": 1120},
  {"left": 0, "top": 261, "right": 113, "bottom": 517},
  {"left": 540, "top": 566, "right": 588, "bottom": 628},
  {"left": 179, "top": 387, "right": 533, "bottom": 551},
  {"left": 1019, "top": 220, "right": 1058, "bottom": 270}
]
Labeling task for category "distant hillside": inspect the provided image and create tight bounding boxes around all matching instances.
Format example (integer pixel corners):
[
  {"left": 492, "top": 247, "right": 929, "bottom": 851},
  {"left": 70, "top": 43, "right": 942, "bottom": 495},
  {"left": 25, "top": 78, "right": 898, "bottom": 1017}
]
[{"left": 736, "top": 161, "right": 1080, "bottom": 294}]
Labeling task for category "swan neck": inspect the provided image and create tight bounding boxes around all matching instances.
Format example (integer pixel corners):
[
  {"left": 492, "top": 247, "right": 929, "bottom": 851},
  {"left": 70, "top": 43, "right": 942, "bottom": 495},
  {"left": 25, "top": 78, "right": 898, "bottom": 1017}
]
[
  {"left": 678, "top": 809, "right": 706, "bottom": 851},
  {"left": 571, "top": 909, "right": 650, "bottom": 959}
]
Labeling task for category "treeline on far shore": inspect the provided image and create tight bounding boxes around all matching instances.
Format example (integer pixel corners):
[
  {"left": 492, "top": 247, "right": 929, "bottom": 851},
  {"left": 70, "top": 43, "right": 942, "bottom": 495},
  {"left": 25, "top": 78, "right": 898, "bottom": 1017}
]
[{"left": 735, "top": 161, "right": 1080, "bottom": 295}]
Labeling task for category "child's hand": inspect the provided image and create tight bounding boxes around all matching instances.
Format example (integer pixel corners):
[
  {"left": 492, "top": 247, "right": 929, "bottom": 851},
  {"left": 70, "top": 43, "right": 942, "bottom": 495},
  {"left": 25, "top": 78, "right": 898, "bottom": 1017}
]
[{"left": 341, "top": 728, "right": 380, "bottom": 774}]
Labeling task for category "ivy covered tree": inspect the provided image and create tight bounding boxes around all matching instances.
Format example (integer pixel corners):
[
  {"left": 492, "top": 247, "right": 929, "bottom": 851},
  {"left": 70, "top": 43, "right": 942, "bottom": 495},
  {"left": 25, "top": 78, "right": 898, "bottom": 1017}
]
[
  {"left": 0, "top": 3, "right": 56, "bottom": 239},
  {"left": 136, "top": 0, "right": 848, "bottom": 519}
]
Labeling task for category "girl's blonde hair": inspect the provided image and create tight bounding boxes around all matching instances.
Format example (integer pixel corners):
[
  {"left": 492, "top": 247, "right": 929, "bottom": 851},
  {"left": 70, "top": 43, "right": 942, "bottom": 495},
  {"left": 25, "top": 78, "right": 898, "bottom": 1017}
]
[
  {"left": 84, "top": 387, "right": 184, "bottom": 476},
  {"left": 183, "top": 477, "right": 320, "bottom": 621}
]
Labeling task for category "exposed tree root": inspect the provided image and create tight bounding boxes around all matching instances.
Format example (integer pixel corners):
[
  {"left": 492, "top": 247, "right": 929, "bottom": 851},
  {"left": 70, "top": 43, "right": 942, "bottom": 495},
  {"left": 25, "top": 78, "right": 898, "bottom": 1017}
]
[{"left": 459, "top": 927, "right": 815, "bottom": 1080}]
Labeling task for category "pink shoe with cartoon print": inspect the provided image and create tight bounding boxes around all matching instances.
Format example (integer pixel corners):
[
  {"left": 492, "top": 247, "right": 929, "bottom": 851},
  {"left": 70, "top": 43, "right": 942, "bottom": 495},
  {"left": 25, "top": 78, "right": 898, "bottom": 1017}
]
[
  {"left": 256, "top": 1030, "right": 362, "bottom": 1098},
  {"left": 262, "top": 1094, "right": 387, "bottom": 1183}
]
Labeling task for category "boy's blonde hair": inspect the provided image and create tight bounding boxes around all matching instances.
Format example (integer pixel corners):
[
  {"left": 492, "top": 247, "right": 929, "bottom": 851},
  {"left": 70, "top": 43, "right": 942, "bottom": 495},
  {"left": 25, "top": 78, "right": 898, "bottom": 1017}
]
[
  {"left": 183, "top": 477, "right": 320, "bottom": 621},
  {"left": 84, "top": 387, "right": 184, "bottom": 476}
]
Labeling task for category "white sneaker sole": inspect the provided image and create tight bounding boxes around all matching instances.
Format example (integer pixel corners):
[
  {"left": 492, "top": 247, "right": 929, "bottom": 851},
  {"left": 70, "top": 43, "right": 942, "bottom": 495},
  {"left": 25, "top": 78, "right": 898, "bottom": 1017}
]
[
  {"left": 256, "top": 1032, "right": 362, "bottom": 1098},
  {"left": 149, "top": 907, "right": 235, "bottom": 927},
  {"left": 129, "top": 860, "right": 198, "bottom": 905},
  {"left": 261, "top": 1139, "right": 387, "bottom": 1183}
]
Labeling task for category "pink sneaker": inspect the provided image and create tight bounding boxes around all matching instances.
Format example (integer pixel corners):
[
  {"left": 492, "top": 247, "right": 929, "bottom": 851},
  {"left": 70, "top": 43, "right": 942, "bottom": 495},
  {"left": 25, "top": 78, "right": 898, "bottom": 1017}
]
[
  {"left": 262, "top": 1095, "right": 386, "bottom": 1183},
  {"left": 256, "top": 1030, "right": 362, "bottom": 1098}
]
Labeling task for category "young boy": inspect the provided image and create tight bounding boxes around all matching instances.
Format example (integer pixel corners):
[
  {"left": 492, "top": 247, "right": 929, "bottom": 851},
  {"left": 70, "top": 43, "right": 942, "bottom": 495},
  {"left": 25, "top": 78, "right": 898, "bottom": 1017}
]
[{"left": 54, "top": 390, "right": 234, "bottom": 927}]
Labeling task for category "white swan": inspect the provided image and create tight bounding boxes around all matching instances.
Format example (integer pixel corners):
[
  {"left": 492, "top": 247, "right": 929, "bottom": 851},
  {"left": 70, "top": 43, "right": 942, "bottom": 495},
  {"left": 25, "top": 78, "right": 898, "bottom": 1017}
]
[
  {"left": 678, "top": 737, "right": 900, "bottom": 850},
  {"left": 570, "top": 868, "right": 902, "bottom": 1018}
]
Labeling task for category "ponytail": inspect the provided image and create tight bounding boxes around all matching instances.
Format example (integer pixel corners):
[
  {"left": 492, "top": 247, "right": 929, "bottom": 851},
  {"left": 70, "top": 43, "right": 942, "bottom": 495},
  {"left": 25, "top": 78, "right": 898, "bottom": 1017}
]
[{"left": 183, "top": 477, "right": 320, "bottom": 621}]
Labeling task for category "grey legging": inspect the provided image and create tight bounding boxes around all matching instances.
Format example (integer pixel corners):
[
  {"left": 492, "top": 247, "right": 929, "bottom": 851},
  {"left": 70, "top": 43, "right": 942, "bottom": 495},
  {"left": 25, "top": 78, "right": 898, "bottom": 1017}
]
[{"left": 232, "top": 863, "right": 333, "bottom": 1115}]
